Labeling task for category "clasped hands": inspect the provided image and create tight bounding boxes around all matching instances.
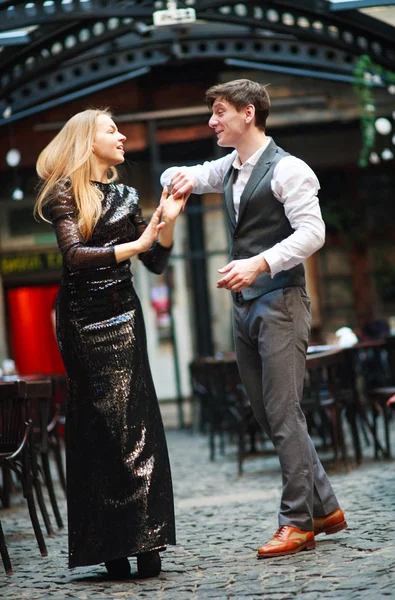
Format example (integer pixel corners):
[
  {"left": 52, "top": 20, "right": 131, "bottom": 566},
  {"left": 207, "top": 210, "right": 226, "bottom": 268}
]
[
  {"left": 138, "top": 186, "right": 184, "bottom": 252},
  {"left": 151, "top": 186, "right": 184, "bottom": 230},
  {"left": 159, "top": 186, "right": 184, "bottom": 224}
]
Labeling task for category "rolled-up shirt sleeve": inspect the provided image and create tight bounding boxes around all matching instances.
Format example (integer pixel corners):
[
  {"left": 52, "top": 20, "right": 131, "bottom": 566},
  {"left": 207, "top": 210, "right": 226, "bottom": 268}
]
[
  {"left": 262, "top": 156, "right": 325, "bottom": 277},
  {"left": 49, "top": 183, "right": 116, "bottom": 272},
  {"left": 160, "top": 152, "right": 236, "bottom": 195}
]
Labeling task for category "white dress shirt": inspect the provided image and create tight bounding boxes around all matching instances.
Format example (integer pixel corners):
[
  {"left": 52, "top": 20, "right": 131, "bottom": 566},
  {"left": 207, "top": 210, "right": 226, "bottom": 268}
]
[{"left": 161, "top": 139, "right": 325, "bottom": 277}]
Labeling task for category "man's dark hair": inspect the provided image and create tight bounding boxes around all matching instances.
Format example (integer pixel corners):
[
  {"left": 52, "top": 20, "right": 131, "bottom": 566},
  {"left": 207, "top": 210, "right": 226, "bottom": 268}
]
[{"left": 205, "top": 79, "right": 270, "bottom": 131}]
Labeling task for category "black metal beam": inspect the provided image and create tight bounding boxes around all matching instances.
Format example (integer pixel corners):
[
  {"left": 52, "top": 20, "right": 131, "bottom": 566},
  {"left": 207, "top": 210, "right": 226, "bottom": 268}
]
[
  {"left": 0, "top": 66, "right": 150, "bottom": 126},
  {"left": 0, "top": 0, "right": 154, "bottom": 33},
  {"left": 194, "top": 2, "right": 395, "bottom": 67},
  {"left": 0, "top": 1, "right": 394, "bottom": 64},
  {"left": 0, "top": 22, "right": 139, "bottom": 91},
  {"left": 1, "top": 33, "right": 361, "bottom": 118},
  {"left": 225, "top": 57, "right": 386, "bottom": 85},
  {"left": 1, "top": 1, "right": 395, "bottom": 124}
]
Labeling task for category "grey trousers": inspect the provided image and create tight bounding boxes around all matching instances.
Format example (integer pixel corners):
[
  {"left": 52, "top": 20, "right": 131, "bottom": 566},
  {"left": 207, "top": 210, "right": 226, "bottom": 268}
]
[{"left": 233, "top": 286, "right": 339, "bottom": 531}]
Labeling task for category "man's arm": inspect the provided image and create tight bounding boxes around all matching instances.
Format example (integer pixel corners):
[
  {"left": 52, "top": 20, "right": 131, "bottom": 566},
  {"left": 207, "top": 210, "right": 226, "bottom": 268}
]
[
  {"left": 160, "top": 151, "right": 236, "bottom": 200},
  {"left": 262, "top": 156, "right": 325, "bottom": 278}
]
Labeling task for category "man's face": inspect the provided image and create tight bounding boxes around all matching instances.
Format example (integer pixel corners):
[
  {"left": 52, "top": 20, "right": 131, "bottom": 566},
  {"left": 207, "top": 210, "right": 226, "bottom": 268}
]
[{"left": 208, "top": 98, "right": 250, "bottom": 148}]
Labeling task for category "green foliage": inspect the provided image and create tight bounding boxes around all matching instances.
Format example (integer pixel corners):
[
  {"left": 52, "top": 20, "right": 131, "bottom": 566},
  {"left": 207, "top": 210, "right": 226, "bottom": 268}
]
[{"left": 353, "top": 54, "right": 395, "bottom": 168}]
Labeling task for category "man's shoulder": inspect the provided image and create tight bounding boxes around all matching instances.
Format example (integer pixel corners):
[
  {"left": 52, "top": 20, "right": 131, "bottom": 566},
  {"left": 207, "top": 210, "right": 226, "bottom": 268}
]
[
  {"left": 273, "top": 154, "right": 319, "bottom": 186},
  {"left": 274, "top": 151, "right": 314, "bottom": 172}
]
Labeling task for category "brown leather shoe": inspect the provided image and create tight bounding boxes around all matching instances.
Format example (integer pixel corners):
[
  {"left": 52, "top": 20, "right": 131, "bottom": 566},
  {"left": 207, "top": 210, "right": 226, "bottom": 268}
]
[
  {"left": 313, "top": 508, "right": 347, "bottom": 536},
  {"left": 257, "top": 526, "right": 315, "bottom": 558}
]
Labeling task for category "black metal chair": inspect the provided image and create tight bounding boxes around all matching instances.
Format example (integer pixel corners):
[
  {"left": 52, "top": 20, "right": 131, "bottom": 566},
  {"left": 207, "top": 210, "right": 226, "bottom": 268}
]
[
  {"left": 0, "top": 380, "right": 48, "bottom": 575},
  {"left": 192, "top": 357, "right": 263, "bottom": 475},
  {"left": 351, "top": 339, "right": 395, "bottom": 459},
  {"left": 189, "top": 358, "right": 212, "bottom": 434},
  {"left": 24, "top": 377, "right": 64, "bottom": 532},
  {"left": 303, "top": 348, "right": 362, "bottom": 469},
  {"left": 47, "top": 374, "right": 67, "bottom": 495}
]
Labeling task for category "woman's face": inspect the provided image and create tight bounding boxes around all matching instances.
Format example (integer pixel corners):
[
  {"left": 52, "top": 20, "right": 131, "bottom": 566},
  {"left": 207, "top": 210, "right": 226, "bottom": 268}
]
[{"left": 92, "top": 114, "right": 126, "bottom": 167}]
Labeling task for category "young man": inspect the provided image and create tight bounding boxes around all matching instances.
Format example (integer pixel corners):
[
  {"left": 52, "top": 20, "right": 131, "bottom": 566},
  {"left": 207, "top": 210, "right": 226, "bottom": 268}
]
[{"left": 161, "top": 79, "right": 347, "bottom": 558}]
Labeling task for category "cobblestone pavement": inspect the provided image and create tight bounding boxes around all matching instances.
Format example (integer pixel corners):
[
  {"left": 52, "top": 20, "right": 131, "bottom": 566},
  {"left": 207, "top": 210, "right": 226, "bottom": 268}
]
[{"left": 1, "top": 424, "right": 395, "bottom": 600}]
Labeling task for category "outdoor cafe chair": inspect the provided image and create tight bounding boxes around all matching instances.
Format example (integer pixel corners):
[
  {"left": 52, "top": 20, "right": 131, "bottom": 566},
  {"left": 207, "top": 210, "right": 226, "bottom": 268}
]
[
  {"left": 303, "top": 348, "right": 362, "bottom": 469},
  {"left": 350, "top": 339, "right": 395, "bottom": 459},
  {"left": 22, "top": 377, "right": 64, "bottom": 532},
  {"left": 190, "top": 356, "right": 264, "bottom": 475},
  {"left": 1, "top": 376, "right": 65, "bottom": 533},
  {"left": 189, "top": 358, "right": 212, "bottom": 434},
  {"left": 47, "top": 374, "right": 67, "bottom": 494},
  {"left": 0, "top": 380, "right": 48, "bottom": 575}
]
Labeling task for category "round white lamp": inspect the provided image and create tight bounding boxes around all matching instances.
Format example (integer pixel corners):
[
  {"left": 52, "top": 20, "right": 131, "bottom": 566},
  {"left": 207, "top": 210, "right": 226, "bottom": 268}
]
[
  {"left": 375, "top": 117, "right": 392, "bottom": 135},
  {"left": 12, "top": 187, "right": 24, "bottom": 201},
  {"left": 382, "top": 149, "right": 394, "bottom": 161},
  {"left": 6, "top": 148, "right": 21, "bottom": 167},
  {"left": 369, "top": 152, "right": 380, "bottom": 164}
]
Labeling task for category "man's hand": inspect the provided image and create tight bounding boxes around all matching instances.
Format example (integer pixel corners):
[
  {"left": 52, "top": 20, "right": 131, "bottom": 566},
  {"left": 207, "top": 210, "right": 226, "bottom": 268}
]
[
  {"left": 170, "top": 170, "right": 195, "bottom": 208},
  {"left": 217, "top": 255, "right": 270, "bottom": 292}
]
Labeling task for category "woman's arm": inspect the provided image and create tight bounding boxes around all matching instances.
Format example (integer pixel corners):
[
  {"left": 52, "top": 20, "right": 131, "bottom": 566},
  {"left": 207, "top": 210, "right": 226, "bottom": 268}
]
[
  {"left": 132, "top": 188, "right": 183, "bottom": 274},
  {"left": 133, "top": 211, "right": 172, "bottom": 275},
  {"left": 50, "top": 184, "right": 164, "bottom": 271}
]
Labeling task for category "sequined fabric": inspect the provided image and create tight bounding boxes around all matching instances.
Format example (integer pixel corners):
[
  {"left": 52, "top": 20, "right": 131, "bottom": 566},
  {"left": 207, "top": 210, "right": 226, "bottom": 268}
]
[{"left": 51, "top": 181, "right": 176, "bottom": 568}]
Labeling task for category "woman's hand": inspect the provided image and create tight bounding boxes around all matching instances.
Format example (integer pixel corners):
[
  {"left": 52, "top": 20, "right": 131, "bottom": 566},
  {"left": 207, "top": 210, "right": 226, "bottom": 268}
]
[
  {"left": 160, "top": 187, "right": 184, "bottom": 224},
  {"left": 170, "top": 171, "right": 194, "bottom": 208},
  {"left": 136, "top": 205, "right": 165, "bottom": 253}
]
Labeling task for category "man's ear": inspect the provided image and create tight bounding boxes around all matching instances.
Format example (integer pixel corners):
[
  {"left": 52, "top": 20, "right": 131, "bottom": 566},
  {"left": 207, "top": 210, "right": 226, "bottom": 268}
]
[{"left": 245, "top": 104, "right": 255, "bottom": 124}]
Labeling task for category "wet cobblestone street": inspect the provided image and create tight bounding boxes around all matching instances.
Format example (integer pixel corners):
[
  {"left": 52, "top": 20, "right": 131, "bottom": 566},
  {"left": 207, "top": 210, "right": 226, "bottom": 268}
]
[{"left": 1, "top": 426, "right": 395, "bottom": 599}]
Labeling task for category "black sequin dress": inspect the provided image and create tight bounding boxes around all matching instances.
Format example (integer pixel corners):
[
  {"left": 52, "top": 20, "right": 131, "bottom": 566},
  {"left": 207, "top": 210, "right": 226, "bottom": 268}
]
[{"left": 50, "top": 181, "right": 176, "bottom": 568}]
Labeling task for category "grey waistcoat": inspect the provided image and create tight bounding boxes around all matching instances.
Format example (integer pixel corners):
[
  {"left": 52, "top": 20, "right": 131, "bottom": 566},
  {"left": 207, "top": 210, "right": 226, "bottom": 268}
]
[{"left": 223, "top": 139, "right": 305, "bottom": 301}]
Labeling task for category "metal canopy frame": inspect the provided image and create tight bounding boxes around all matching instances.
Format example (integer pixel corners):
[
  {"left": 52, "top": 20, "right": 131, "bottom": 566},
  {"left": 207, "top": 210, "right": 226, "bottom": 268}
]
[{"left": 0, "top": 1, "right": 394, "bottom": 125}]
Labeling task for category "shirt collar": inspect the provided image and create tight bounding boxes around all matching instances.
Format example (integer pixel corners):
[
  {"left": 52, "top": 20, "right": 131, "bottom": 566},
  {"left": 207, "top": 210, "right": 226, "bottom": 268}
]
[{"left": 232, "top": 137, "right": 271, "bottom": 170}]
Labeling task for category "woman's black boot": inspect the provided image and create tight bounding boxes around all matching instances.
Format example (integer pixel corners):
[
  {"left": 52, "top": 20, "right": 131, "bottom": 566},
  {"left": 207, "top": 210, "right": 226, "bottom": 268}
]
[
  {"left": 105, "top": 557, "right": 131, "bottom": 578},
  {"left": 137, "top": 551, "right": 161, "bottom": 578}
]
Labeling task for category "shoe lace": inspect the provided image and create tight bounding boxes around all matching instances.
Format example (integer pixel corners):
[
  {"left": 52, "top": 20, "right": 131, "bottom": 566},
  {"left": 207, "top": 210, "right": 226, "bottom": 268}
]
[{"left": 273, "top": 526, "right": 289, "bottom": 540}]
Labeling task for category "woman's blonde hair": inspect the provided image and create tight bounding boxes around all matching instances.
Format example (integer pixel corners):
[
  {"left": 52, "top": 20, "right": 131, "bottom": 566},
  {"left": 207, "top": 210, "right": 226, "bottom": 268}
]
[{"left": 35, "top": 108, "right": 118, "bottom": 240}]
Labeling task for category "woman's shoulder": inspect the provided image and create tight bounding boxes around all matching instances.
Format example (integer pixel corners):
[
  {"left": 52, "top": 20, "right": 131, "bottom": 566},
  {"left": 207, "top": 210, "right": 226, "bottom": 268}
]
[
  {"left": 52, "top": 178, "right": 73, "bottom": 201},
  {"left": 47, "top": 179, "right": 75, "bottom": 221}
]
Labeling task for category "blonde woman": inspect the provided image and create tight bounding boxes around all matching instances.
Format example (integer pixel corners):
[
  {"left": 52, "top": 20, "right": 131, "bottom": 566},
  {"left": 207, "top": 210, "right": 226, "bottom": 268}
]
[{"left": 35, "top": 109, "right": 181, "bottom": 578}]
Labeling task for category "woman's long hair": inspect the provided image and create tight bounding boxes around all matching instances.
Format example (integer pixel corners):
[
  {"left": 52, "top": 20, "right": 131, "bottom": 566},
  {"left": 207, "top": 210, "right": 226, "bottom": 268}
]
[{"left": 34, "top": 108, "right": 118, "bottom": 240}]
